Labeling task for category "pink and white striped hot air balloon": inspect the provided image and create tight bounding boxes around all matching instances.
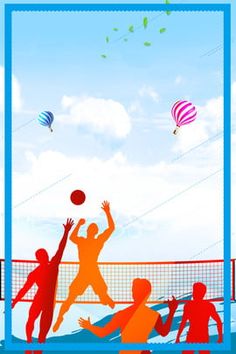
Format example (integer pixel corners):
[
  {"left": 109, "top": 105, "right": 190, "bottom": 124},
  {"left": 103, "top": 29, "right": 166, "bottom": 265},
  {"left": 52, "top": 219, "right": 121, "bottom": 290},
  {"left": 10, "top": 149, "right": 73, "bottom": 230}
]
[{"left": 171, "top": 100, "right": 197, "bottom": 135}]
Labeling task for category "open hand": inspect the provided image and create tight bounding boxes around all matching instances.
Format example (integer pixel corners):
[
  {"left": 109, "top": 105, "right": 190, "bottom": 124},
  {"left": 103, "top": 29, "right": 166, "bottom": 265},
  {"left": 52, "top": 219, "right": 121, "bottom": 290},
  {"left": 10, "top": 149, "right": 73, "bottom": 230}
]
[
  {"left": 78, "top": 316, "right": 92, "bottom": 330},
  {"left": 63, "top": 218, "right": 74, "bottom": 233},
  {"left": 101, "top": 201, "right": 110, "bottom": 213}
]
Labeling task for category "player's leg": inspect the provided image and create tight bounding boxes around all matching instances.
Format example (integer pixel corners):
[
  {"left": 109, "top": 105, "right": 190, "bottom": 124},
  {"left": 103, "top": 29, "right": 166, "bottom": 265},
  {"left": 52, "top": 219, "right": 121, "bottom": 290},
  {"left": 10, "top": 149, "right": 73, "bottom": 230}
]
[
  {"left": 199, "top": 351, "right": 210, "bottom": 354},
  {"left": 53, "top": 277, "right": 88, "bottom": 332},
  {"left": 101, "top": 292, "right": 115, "bottom": 308},
  {"left": 38, "top": 300, "right": 54, "bottom": 343},
  {"left": 26, "top": 301, "right": 42, "bottom": 343},
  {"left": 52, "top": 291, "right": 77, "bottom": 332},
  {"left": 92, "top": 272, "right": 115, "bottom": 309},
  {"left": 182, "top": 351, "right": 194, "bottom": 354}
]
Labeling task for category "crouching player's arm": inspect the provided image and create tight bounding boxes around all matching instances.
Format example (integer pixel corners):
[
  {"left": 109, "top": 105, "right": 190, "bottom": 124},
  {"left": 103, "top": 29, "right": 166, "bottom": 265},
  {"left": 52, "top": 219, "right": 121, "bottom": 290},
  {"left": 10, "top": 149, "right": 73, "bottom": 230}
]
[
  {"left": 155, "top": 296, "right": 178, "bottom": 337},
  {"left": 78, "top": 315, "right": 119, "bottom": 338}
]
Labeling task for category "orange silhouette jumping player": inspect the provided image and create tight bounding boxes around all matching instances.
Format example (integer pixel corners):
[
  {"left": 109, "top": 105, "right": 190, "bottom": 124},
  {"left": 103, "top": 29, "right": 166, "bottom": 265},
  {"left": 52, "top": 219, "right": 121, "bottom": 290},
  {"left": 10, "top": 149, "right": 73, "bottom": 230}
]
[
  {"left": 176, "top": 282, "right": 223, "bottom": 354},
  {"left": 12, "top": 218, "right": 74, "bottom": 350},
  {"left": 53, "top": 201, "right": 115, "bottom": 332},
  {"left": 79, "top": 278, "right": 178, "bottom": 354}
]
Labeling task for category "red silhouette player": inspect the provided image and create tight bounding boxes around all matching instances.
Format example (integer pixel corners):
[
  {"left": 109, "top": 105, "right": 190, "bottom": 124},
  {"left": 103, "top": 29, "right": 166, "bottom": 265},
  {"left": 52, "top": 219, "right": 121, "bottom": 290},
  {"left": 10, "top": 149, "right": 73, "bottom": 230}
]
[
  {"left": 176, "top": 282, "right": 223, "bottom": 354},
  {"left": 12, "top": 218, "right": 74, "bottom": 352},
  {"left": 79, "top": 278, "right": 178, "bottom": 354}
]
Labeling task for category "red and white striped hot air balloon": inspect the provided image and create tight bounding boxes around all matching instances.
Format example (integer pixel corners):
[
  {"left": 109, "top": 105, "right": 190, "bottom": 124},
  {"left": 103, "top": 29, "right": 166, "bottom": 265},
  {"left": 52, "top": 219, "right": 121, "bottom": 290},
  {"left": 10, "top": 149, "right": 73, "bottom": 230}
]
[{"left": 171, "top": 100, "right": 197, "bottom": 135}]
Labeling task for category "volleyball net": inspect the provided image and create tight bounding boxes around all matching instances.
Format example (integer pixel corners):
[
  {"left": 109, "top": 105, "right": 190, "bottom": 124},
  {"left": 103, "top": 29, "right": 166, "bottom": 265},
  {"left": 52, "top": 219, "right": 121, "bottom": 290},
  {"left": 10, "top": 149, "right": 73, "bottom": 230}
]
[{"left": 0, "top": 259, "right": 235, "bottom": 303}]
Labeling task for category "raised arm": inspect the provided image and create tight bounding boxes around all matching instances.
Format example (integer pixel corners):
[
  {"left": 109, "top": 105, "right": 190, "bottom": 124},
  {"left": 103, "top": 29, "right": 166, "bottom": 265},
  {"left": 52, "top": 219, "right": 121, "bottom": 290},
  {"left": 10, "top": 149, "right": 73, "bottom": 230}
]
[
  {"left": 176, "top": 303, "right": 189, "bottom": 343},
  {"left": 69, "top": 218, "right": 86, "bottom": 244},
  {"left": 51, "top": 218, "right": 74, "bottom": 265},
  {"left": 78, "top": 314, "right": 120, "bottom": 338},
  {"left": 210, "top": 305, "right": 223, "bottom": 343},
  {"left": 98, "top": 201, "right": 115, "bottom": 243},
  {"left": 12, "top": 271, "right": 36, "bottom": 309},
  {"left": 155, "top": 296, "right": 178, "bottom": 336}
]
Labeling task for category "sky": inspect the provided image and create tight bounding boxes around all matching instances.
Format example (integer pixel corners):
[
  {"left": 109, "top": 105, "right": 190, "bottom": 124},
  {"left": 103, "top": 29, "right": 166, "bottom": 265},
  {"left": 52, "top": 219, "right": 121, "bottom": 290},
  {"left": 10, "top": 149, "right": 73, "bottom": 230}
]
[
  {"left": 4, "top": 6, "right": 226, "bottom": 259},
  {"left": 0, "top": 0, "right": 235, "bottom": 344}
]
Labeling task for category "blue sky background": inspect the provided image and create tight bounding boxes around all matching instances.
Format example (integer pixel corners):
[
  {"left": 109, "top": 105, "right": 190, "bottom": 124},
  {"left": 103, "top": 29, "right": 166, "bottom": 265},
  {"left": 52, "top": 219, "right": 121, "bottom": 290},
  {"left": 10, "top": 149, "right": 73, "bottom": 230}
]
[
  {"left": 0, "top": 0, "right": 235, "bottom": 347},
  {"left": 7, "top": 4, "right": 225, "bottom": 261},
  {"left": 11, "top": 9, "right": 223, "bottom": 165}
]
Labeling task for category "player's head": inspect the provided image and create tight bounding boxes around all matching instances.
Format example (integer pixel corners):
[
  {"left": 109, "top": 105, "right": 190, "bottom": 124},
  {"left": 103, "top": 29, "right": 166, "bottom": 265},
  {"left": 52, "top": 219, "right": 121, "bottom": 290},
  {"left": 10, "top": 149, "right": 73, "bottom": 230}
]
[
  {"left": 35, "top": 248, "right": 49, "bottom": 264},
  {"left": 193, "top": 282, "right": 207, "bottom": 300},
  {"left": 132, "top": 278, "right": 152, "bottom": 304},
  {"left": 87, "top": 223, "right": 99, "bottom": 238}
]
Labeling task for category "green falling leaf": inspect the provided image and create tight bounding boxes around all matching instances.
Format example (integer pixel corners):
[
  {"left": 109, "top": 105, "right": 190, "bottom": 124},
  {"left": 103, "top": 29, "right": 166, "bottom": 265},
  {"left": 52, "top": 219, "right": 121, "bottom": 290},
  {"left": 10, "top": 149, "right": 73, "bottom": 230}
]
[
  {"left": 144, "top": 41, "right": 151, "bottom": 46},
  {"left": 143, "top": 17, "right": 148, "bottom": 29},
  {"left": 128, "top": 25, "right": 134, "bottom": 33},
  {"left": 101, "top": 54, "right": 107, "bottom": 59},
  {"left": 159, "top": 28, "right": 166, "bottom": 33},
  {"left": 165, "top": 0, "right": 171, "bottom": 15},
  {"left": 113, "top": 28, "right": 119, "bottom": 31},
  {"left": 105, "top": 36, "right": 109, "bottom": 43}
]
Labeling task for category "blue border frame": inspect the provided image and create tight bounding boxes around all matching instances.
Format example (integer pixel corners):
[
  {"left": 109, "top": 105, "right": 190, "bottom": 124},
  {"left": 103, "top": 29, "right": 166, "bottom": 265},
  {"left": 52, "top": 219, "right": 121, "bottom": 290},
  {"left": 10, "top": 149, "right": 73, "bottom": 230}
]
[{"left": 4, "top": 2, "right": 231, "bottom": 352}]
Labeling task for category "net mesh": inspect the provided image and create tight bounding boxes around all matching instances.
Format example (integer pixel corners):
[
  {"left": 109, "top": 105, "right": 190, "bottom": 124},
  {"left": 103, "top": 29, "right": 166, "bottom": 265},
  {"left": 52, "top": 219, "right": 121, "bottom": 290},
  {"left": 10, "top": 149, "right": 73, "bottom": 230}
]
[{"left": 0, "top": 259, "right": 235, "bottom": 303}]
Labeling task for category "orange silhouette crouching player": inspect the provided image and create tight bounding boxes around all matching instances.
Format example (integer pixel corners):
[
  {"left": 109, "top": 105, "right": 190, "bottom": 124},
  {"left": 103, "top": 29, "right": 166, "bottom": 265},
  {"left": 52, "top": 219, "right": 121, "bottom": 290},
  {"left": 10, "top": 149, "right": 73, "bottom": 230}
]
[
  {"left": 53, "top": 201, "right": 115, "bottom": 332},
  {"left": 79, "top": 278, "right": 178, "bottom": 354},
  {"left": 11, "top": 218, "right": 74, "bottom": 351},
  {"left": 176, "top": 282, "right": 223, "bottom": 354}
]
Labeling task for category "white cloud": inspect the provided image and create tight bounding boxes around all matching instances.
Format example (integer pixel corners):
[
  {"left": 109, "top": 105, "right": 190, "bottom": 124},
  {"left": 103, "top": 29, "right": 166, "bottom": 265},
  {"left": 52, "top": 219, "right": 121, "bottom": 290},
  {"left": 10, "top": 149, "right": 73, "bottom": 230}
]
[
  {"left": 60, "top": 95, "right": 131, "bottom": 139},
  {"left": 0, "top": 65, "right": 23, "bottom": 112},
  {"left": 140, "top": 91, "right": 224, "bottom": 137},
  {"left": 172, "top": 79, "right": 236, "bottom": 155},
  {"left": 2, "top": 86, "right": 234, "bottom": 263},
  {"left": 200, "top": 96, "right": 223, "bottom": 126},
  {"left": 61, "top": 95, "right": 77, "bottom": 108},
  {"left": 128, "top": 100, "right": 143, "bottom": 114},
  {"left": 11, "top": 148, "right": 225, "bottom": 261},
  {"left": 174, "top": 75, "right": 184, "bottom": 85},
  {"left": 138, "top": 85, "right": 160, "bottom": 103}
]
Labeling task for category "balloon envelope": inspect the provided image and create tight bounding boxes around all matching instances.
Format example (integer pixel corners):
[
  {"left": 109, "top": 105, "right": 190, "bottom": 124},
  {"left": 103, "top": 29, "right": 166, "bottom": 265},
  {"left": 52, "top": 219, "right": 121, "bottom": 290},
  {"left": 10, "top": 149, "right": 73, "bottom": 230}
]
[
  {"left": 38, "top": 111, "right": 54, "bottom": 128},
  {"left": 171, "top": 100, "right": 197, "bottom": 128}
]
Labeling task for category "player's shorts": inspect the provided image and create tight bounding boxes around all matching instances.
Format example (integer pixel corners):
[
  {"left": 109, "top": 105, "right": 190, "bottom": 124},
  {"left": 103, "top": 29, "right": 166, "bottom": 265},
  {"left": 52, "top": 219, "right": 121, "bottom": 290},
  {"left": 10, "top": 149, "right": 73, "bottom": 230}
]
[{"left": 69, "top": 268, "right": 108, "bottom": 297}]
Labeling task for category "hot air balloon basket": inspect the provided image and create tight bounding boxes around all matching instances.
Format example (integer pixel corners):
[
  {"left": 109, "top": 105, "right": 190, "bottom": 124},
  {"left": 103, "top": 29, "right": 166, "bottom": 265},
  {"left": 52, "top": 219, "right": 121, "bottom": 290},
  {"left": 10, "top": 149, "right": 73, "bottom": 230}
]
[{"left": 173, "top": 126, "right": 180, "bottom": 135}]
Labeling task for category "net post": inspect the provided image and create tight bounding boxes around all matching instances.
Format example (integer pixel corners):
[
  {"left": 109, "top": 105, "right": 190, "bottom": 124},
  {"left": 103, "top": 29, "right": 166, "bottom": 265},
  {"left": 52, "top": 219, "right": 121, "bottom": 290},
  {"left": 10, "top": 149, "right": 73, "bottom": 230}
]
[{"left": 232, "top": 259, "right": 236, "bottom": 301}]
